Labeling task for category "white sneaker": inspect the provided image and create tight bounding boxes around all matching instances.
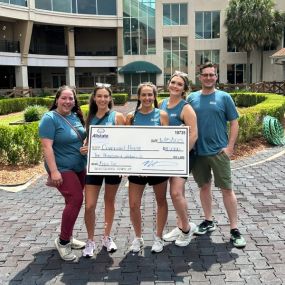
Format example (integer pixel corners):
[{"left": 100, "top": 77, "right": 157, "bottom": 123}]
[
  {"left": 129, "top": 237, "right": 144, "bottom": 253},
  {"left": 82, "top": 240, "right": 96, "bottom": 257},
  {"left": 175, "top": 222, "right": 197, "bottom": 247},
  {"left": 102, "top": 236, "right": 117, "bottom": 252},
  {"left": 151, "top": 236, "right": 164, "bottom": 253},
  {"left": 70, "top": 237, "right": 86, "bottom": 249},
  {"left": 163, "top": 227, "right": 182, "bottom": 242},
  {"left": 54, "top": 237, "right": 76, "bottom": 261}
]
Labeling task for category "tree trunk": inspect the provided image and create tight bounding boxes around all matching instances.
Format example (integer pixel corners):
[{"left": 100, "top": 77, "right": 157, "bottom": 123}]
[
  {"left": 246, "top": 51, "right": 251, "bottom": 89},
  {"left": 260, "top": 48, "right": 264, "bottom": 82}
]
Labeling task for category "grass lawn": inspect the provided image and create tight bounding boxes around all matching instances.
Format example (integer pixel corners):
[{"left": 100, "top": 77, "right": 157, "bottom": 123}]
[{"left": 0, "top": 112, "right": 24, "bottom": 126}]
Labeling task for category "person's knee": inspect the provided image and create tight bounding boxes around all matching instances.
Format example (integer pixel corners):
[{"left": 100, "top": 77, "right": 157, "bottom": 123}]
[
  {"left": 222, "top": 188, "right": 235, "bottom": 199},
  {"left": 170, "top": 189, "right": 182, "bottom": 201},
  {"left": 200, "top": 181, "right": 211, "bottom": 192},
  {"left": 85, "top": 202, "right": 96, "bottom": 213}
]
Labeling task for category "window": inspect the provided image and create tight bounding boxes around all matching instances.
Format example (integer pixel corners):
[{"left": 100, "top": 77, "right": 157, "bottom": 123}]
[
  {"left": 0, "top": 0, "right": 27, "bottom": 6},
  {"left": 227, "top": 39, "right": 240, "bottom": 52},
  {"left": 195, "top": 50, "right": 219, "bottom": 78},
  {"left": 35, "top": 0, "right": 116, "bottom": 15},
  {"left": 196, "top": 50, "right": 219, "bottom": 66},
  {"left": 123, "top": 0, "right": 156, "bottom": 55},
  {"left": 35, "top": 0, "right": 51, "bottom": 10},
  {"left": 195, "top": 11, "right": 220, "bottom": 39},
  {"left": 163, "top": 37, "right": 188, "bottom": 85},
  {"left": 227, "top": 64, "right": 252, "bottom": 84},
  {"left": 163, "top": 3, "right": 187, "bottom": 26}
]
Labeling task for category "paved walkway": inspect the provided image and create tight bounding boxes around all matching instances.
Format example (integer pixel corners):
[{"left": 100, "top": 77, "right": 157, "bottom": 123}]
[{"left": 0, "top": 102, "right": 285, "bottom": 285}]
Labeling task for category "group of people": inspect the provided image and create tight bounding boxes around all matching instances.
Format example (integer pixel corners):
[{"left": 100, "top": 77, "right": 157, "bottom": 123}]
[{"left": 39, "top": 62, "right": 246, "bottom": 262}]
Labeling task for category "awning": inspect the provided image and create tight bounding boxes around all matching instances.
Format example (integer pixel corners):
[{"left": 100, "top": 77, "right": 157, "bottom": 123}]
[{"left": 119, "top": 61, "right": 162, "bottom": 74}]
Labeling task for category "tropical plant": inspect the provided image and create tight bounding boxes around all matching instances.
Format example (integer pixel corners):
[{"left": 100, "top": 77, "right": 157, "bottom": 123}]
[{"left": 225, "top": 0, "right": 285, "bottom": 85}]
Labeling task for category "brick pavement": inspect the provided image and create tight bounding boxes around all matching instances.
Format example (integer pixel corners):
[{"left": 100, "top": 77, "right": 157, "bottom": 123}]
[{"left": 0, "top": 101, "right": 285, "bottom": 284}]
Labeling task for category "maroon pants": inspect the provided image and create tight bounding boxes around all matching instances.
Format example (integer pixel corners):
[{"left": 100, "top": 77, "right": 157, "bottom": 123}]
[{"left": 56, "top": 170, "right": 86, "bottom": 241}]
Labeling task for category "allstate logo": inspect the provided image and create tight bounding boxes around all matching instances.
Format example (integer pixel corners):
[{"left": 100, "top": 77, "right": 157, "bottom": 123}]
[{"left": 93, "top": 128, "right": 108, "bottom": 138}]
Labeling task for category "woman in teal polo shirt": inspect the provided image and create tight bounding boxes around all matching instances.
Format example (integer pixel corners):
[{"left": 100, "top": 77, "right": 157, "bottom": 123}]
[{"left": 39, "top": 86, "right": 86, "bottom": 261}]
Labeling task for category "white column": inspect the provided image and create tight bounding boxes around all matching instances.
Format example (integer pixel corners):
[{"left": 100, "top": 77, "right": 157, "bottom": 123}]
[
  {"left": 66, "top": 67, "right": 75, "bottom": 87},
  {"left": 15, "top": 66, "right": 28, "bottom": 88}
]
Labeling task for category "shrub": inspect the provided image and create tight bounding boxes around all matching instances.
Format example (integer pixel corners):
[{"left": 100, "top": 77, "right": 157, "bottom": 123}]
[
  {"left": 230, "top": 92, "right": 285, "bottom": 143},
  {"left": 24, "top": 105, "right": 48, "bottom": 122},
  {"left": 158, "top": 92, "right": 170, "bottom": 98},
  {"left": 0, "top": 97, "right": 53, "bottom": 115},
  {"left": 112, "top": 93, "right": 128, "bottom": 105},
  {"left": 0, "top": 122, "right": 42, "bottom": 165}
]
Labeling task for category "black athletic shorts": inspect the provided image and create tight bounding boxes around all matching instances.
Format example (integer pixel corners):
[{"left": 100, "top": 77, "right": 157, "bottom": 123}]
[
  {"left": 85, "top": 175, "right": 122, "bottom": 186},
  {"left": 128, "top": 176, "right": 168, "bottom": 186}
]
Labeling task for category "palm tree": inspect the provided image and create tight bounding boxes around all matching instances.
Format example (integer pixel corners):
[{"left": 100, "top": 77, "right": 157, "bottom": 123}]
[{"left": 225, "top": 0, "right": 284, "bottom": 85}]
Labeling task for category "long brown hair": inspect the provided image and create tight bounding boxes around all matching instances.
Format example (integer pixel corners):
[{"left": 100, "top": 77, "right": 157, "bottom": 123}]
[
  {"left": 85, "top": 86, "right": 113, "bottom": 131},
  {"left": 130, "top": 82, "right": 158, "bottom": 125},
  {"left": 50, "top": 85, "right": 85, "bottom": 126}
]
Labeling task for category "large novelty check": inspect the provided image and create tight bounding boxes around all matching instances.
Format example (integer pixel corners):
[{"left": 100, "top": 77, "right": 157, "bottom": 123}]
[{"left": 87, "top": 126, "right": 189, "bottom": 176}]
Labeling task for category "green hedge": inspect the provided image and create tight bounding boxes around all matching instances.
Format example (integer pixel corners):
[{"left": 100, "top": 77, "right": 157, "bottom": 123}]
[
  {"left": 231, "top": 92, "right": 285, "bottom": 143},
  {"left": 0, "top": 98, "right": 53, "bottom": 115},
  {"left": 0, "top": 122, "right": 42, "bottom": 165},
  {"left": 0, "top": 93, "right": 128, "bottom": 115}
]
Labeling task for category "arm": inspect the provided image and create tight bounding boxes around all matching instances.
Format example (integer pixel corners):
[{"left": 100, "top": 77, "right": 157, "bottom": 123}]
[
  {"left": 223, "top": 119, "right": 239, "bottom": 157},
  {"left": 40, "top": 138, "right": 63, "bottom": 186},
  {"left": 115, "top": 112, "right": 126, "bottom": 125},
  {"left": 160, "top": 110, "right": 169, "bottom": 126},
  {"left": 181, "top": 104, "right": 198, "bottom": 151},
  {"left": 125, "top": 113, "right": 133, "bottom": 126}
]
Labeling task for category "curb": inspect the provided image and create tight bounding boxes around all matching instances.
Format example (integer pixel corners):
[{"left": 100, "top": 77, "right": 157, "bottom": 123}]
[{"left": 0, "top": 174, "right": 44, "bottom": 193}]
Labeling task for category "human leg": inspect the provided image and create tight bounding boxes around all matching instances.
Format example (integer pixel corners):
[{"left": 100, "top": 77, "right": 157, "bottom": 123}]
[
  {"left": 169, "top": 177, "right": 189, "bottom": 232},
  {"left": 200, "top": 182, "right": 213, "bottom": 221},
  {"left": 151, "top": 179, "right": 168, "bottom": 253},
  {"left": 84, "top": 184, "right": 101, "bottom": 240},
  {"left": 128, "top": 181, "right": 145, "bottom": 238},
  {"left": 191, "top": 156, "right": 216, "bottom": 235},
  {"left": 83, "top": 175, "right": 103, "bottom": 257},
  {"left": 55, "top": 170, "right": 85, "bottom": 260},
  {"left": 102, "top": 179, "right": 121, "bottom": 252},
  {"left": 153, "top": 180, "right": 168, "bottom": 238},
  {"left": 128, "top": 177, "right": 145, "bottom": 252},
  {"left": 57, "top": 171, "right": 85, "bottom": 241},
  {"left": 103, "top": 176, "right": 121, "bottom": 237}
]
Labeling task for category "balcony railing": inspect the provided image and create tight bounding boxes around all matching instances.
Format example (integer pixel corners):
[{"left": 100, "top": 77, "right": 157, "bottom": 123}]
[
  {"left": 29, "top": 44, "right": 67, "bottom": 56},
  {"left": 0, "top": 40, "right": 20, "bottom": 53},
  {"left": 76, "top": 50, "right": 117, "bottom": 56}
]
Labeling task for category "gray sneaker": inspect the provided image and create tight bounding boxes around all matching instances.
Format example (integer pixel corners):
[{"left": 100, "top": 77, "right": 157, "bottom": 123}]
[{"left": 54, "top": 238, "right": 76, "bottom": 261}]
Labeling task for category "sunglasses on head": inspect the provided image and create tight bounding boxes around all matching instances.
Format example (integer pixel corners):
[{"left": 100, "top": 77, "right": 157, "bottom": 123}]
[{"left": 96, "top": 83, "right": 111, "bottom": 88}]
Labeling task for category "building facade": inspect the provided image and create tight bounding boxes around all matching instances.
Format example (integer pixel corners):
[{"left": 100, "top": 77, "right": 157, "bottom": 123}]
[{"left": 0, "top": 0, "right": 284, "bottom": 94}]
